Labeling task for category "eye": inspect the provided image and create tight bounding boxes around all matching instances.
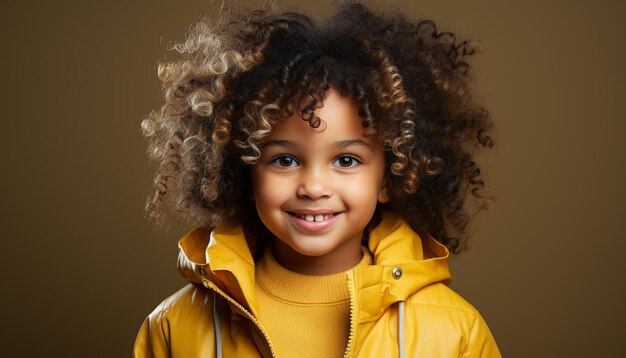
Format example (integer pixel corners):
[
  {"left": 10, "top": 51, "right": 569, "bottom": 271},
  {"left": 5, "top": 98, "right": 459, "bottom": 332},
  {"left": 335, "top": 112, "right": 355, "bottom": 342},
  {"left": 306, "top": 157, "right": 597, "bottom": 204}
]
[
  {"left": 270, "top": 155, "right": 299, "bottom": 168},
  {"left": 332, "top": 155, "right": 362, "bottom": 168}
]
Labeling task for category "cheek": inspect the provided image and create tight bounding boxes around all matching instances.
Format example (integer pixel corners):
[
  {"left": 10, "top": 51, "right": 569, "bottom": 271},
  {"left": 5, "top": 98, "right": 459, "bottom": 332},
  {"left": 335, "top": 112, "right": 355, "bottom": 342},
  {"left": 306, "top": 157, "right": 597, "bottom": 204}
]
[
  {"left": 343, "top": 174, "right": 382, "bottom": 207},
  {"left": 252, "top": 170, "right": 289, "bottom": 211}
]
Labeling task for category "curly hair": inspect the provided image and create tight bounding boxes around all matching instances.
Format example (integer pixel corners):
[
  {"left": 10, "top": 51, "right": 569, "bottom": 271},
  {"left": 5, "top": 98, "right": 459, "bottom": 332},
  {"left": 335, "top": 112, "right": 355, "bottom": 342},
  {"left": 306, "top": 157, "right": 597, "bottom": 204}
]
[{"left": 142, "top": 2, "right": 495, "bottom": 254}]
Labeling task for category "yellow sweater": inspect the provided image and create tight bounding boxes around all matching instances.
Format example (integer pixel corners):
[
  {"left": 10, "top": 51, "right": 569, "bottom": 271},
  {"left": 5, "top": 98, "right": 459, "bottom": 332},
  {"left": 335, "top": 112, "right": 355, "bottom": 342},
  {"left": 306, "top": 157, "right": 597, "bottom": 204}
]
[{"left": 255, "top": 246, "right": 373, "bottom": 358}]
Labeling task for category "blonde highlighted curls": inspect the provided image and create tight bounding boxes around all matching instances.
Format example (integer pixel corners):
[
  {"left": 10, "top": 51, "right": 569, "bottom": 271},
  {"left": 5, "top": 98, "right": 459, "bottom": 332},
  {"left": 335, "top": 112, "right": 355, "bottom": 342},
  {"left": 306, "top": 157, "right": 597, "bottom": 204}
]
[{"left": 142, "top": 3, "right": 495, "bottom": 254}]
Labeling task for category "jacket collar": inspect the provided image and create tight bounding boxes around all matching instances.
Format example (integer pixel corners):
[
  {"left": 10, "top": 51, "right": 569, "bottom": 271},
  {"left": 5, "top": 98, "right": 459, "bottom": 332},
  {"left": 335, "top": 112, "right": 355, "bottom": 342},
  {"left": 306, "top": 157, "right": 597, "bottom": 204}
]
[
  {"left": 176, "top": 211, "right": 451, "bottom": 321},
  {"left": 355, "top": 212, "right": 451, "bottom": 321}
]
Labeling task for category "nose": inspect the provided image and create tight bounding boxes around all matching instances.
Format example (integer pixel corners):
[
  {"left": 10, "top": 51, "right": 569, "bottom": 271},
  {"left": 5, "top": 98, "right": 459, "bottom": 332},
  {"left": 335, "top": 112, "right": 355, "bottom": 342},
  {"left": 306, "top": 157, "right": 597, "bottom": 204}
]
[{"left": 296, "top": 166, "right": 332, "bottom": 200}]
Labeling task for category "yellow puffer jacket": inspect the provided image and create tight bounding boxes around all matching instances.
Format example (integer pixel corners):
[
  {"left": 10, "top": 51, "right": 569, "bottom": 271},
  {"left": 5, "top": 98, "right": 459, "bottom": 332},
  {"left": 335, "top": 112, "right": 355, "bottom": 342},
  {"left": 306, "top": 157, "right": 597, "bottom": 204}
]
[{"left": 133, "top": 213, "right": 501, "bottom": 357}]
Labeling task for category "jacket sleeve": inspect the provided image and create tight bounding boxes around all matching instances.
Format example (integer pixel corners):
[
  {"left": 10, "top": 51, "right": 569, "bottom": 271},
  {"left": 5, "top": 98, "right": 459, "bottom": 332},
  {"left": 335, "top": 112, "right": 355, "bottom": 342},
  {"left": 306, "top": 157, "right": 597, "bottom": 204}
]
[
  {"left": 132, "top": 305, "right": 171, "bottom": 358},
  {"left": 461, "top": 312, "right": 501, "bottom": 358}
]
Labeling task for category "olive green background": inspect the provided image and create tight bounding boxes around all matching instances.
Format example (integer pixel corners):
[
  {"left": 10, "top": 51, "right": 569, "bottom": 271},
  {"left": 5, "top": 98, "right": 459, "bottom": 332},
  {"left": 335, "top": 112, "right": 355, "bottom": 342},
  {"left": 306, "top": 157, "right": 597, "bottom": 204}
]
[{"left": 1, "top": 0, "right": 624, "bottom": 356}]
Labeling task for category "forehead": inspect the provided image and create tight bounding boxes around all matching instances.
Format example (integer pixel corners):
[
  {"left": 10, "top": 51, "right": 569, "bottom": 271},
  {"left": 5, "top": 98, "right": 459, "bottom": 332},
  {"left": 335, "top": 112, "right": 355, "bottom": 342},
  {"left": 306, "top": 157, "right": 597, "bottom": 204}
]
[{"left": 267, "top": 88, "right": 371, "bottom": 143}]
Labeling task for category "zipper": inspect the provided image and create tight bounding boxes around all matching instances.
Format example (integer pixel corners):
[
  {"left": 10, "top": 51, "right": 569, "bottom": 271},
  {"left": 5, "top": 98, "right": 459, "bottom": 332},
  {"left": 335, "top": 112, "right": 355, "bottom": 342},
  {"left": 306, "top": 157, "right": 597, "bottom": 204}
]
[
  {"left": 343, "top": 271, "right": 357, "bottom": 358},
  {"left": 202, "top": 279, "right": 278, "bottom": 358}
]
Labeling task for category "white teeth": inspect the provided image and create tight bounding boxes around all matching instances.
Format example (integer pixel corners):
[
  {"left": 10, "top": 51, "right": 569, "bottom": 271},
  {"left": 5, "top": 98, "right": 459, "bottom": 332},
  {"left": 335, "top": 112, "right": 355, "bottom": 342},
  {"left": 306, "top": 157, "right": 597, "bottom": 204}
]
[{"left": 296, "top": 213, "right": 334, "bottom": 222}]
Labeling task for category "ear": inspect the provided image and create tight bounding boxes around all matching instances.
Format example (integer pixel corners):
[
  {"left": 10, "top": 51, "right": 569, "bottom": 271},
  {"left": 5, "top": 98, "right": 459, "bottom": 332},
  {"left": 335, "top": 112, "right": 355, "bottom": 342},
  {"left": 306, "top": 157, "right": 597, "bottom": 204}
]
[{"left": 377, "top": 186, "right": 389, "bottom": 204}]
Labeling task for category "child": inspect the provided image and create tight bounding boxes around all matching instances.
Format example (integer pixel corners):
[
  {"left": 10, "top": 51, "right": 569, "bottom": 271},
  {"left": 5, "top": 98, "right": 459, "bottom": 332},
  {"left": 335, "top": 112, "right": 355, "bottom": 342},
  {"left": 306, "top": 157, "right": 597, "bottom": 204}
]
[{"left": 134, "top": 2, "right": 500, "bottom": 357}]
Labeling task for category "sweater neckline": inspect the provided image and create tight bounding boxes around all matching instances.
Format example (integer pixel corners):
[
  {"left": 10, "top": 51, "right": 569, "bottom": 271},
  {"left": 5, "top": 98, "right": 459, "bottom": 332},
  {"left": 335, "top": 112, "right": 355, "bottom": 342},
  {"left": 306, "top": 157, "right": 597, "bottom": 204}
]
[{"left": 255, "top": 245, "right": 373, "bottom": 304}]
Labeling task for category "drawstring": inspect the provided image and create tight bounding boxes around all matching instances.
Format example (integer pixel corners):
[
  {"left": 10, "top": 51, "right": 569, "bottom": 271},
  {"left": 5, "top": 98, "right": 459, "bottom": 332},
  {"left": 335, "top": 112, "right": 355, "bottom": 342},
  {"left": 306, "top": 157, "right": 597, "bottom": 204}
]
[
  {"left": 213, "top": 292, "right": 223, "bottom": 358},
  {"left": 398, "top": 301, "right": 405, "bottom": 358}
]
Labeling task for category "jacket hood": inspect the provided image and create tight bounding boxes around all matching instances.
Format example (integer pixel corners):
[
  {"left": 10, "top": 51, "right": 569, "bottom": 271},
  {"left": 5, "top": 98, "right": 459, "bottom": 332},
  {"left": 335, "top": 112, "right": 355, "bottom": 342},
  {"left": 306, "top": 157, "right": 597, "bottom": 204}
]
[{"left": 176, "top": 211, "right": 451, "bottom": 320}]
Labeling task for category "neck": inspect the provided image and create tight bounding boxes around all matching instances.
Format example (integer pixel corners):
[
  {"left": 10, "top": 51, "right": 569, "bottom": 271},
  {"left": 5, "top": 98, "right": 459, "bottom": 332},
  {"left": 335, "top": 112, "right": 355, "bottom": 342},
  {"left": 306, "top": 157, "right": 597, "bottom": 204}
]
[{"left": 272, "top": 238, "right": 363, "bottom": 275}]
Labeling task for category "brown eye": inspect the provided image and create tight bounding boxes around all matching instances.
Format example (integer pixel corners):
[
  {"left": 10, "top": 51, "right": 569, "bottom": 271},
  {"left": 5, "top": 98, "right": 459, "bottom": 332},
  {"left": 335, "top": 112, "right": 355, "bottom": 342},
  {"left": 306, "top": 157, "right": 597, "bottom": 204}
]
[
  {"left": 271, "top": 155, "right": 298, "bottom": 167},
  {"left": 332, "top": 155, "right": 362, "bottom": 168}
]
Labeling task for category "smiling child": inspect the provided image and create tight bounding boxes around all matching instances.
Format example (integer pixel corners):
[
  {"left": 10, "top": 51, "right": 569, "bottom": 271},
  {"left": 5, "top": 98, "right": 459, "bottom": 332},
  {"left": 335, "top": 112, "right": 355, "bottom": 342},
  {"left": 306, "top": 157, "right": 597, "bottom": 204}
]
[{"left": 134, "top": 2, "right": 501, "bottom": 357}]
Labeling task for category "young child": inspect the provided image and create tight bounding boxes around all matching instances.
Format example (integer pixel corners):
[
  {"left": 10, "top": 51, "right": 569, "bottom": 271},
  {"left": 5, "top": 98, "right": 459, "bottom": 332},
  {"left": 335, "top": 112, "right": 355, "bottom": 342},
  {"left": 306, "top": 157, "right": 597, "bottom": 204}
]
[{"left": 134, "top": 2, "right": 500, "bottom": 357}]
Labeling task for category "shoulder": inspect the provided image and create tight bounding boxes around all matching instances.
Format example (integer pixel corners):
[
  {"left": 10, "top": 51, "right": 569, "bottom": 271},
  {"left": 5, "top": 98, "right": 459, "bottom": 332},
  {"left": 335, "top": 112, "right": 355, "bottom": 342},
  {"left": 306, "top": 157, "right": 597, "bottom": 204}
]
[
  {"left": 143, "top": 283, "right": 217, "bottom": 335},
  {"left": 149, "top": 283, "right": 215, "bottom": 318},
  {"left": 133, "top": 284, "right": 217, "bottom": 358},
  {"left": 407, "top": 282, "right": 479, "bottom": 317},
  {"left": 404, "top": 283, "right": 501, "bottom": 357},
  {"left": 405, "top": 282, "right": 482, "bottom": 333}
]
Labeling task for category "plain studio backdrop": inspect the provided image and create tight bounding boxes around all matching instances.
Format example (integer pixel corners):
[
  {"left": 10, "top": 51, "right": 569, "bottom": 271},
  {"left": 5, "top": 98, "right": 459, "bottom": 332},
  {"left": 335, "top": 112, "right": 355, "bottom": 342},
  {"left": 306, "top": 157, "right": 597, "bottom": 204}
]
[{"left": 1, "top": 0, "right": 624, "bottom": 356}]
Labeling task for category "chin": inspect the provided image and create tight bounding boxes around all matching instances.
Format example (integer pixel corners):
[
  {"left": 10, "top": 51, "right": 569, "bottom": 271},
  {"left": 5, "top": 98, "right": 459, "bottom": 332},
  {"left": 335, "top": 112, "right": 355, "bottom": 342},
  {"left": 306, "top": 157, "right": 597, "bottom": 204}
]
[{"left": 291, "top": 243, "right": 333, "bottom": 257}]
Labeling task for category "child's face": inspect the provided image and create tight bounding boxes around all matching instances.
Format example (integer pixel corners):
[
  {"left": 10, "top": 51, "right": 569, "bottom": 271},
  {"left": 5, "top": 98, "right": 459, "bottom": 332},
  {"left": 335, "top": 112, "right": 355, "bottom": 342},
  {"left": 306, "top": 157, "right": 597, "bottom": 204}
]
[{"left": 250, "top": 88, "right": 388, "bottom": 269}]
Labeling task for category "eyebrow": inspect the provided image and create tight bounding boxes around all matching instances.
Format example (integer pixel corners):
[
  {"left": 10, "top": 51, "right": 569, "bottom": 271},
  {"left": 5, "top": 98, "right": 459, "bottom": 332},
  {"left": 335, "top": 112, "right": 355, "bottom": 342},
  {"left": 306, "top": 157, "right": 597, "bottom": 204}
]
[
  {"left": 263, "top": 140, "right": 297, "bottom": 149},
  {"left": 334, "top": 139, "right": 372, "bottom": 149},
  {"left": 263, "top": 139, "right": 372, "bottom": 149}
]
